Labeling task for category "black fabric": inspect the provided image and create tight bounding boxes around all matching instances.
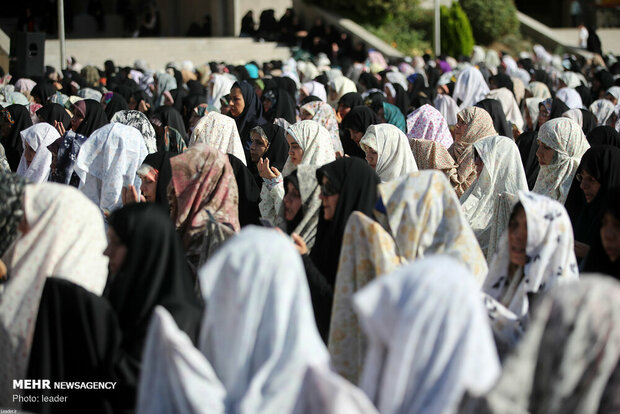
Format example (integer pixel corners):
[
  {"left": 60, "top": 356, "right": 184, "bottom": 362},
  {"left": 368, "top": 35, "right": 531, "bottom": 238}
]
[
  {"left": 476, "top": 98, "right": 513, "bottom": 138},
  {"left": 338, "top": 92, "right": 364, "bottom": 109},
  {"left": 586, "top": 26, "right": 602, "bottom": 55},
  {"left": 262, "top": 87, "right": 296, "bottom": 124},
  {"left": 36, "top": 103, "right": 71, "bottom": 130},
  {"left": 25, "top": 278, "right": 125, "bottom": 414},
  {"left": 283, "top": 171, "right": 303, "bottom": 233},
  {"left": 392, "top": 83, "right": 410, "bottom": 117},
  {"left": 490, "top": 73, "right": 514, "bottom": 94},
  {"left": 104, "top": 93, "right": 129, "bottom": 122},
  {"left": 572, "top": 146, "right": 620, "bottom": 247},
  {"left": 169, "top": 87, "right": 188, "bottom": 114},
  {"left": 31, "top": 82, "right": 57, "bottom": 104},
  {"left": 275, "top": 76, "right": 297, "bottom": 102},
  {"left": 575, "top": 85, "right": 592, "bottom": 107},
  {"left": 104, "top": 203, "right": 203, "bottom": 385},
  {"left": 593, "top": 70, "right": 614, "bottom": 99},
  {"left": 2, "top": 104, "right": 33, "bottom": 170},
  {"left": 228, "top": 153, "right": 261, "bottom": 227},
  {"left": 75, "top": 99, "right": 108, "bottom": 137},
  {"left": 300, "top": 95, "right": 322, "bottom": 105},
  {"left": 359, "top": 72, "right": 380, "bottom": 91},
  {"left": 142, "top": 151, "right": 173, "bottom": 212},
  {"left": 248, "top": 123, "right": 289, "bottom": 186},
  {"left": 548, "top": 98, "right": 570, "bottom": 119},
  {"left": 339, "top": 128, "right": 366, "bottom": 158},
  {"left": 366, "top": 92, "right": 387, "bottom": 113},
  {"left": 307, "top": 158, "right": 379, "bottom": 340},
  {"left": 586, "top": 126, "right": 620, "bottom": 148},
  {"left": 341, "top": 105, "right": 378, "bottom": 133},
  {"left": 583, "top": 189, "right": 620, "bottom": 279},
  {"left": 153, "top": 106, "right": 187, "bottom": 143},
  {"left": 232, "top": 80, "right": 266, "bottom": 149},
  {"left": 580, "top": 109, "right": 598, "bottom": 136},
  {"left": 516, "top": 130, "right": 539, "bottom": 190}
]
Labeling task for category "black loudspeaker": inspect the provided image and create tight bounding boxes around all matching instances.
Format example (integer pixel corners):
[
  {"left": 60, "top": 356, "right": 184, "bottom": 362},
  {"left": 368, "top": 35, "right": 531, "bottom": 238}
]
[{"left": 9, "top": 32, "right": 45, "bottom": 79}]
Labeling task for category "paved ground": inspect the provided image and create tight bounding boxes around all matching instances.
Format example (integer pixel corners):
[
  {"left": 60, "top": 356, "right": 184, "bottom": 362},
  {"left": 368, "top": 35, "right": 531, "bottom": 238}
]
[{"left": 551, "top": 28, "right": 620, "bottom": 55}]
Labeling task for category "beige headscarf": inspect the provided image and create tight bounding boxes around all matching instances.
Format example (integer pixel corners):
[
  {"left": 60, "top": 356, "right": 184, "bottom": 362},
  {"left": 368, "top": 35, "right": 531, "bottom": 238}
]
[
  {"left": 449, "top": 107, "right": 497, "bottom": 196},
  {"left": 410, "top": 138, "right": 459, "bottom": 191}
]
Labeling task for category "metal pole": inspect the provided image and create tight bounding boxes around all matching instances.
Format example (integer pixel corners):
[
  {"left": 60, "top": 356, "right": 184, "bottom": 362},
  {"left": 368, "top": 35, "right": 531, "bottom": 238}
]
[
  {"left": 58, "top": 0, "right": 66, "bottom": 70},
  {"left": 434, "top": 0, "right": 440, "bottom": 56}
]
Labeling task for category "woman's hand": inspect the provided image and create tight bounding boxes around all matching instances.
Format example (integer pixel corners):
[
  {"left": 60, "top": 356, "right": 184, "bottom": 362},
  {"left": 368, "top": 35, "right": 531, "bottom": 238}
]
[
  {"left": 291, "top": 233, "right": 308, "bottom": 255},
  {"left": 257, "top": 157, "right": 280, "bottom": 180},
  {"left": 54, "top": 120, "right": 66, "bottom": 137},
  {"left": 138, "top": 100, "right": 151, "bottom": 113},
  {"left": 122, "top": 185, "right": 145, "bottom": 205}
]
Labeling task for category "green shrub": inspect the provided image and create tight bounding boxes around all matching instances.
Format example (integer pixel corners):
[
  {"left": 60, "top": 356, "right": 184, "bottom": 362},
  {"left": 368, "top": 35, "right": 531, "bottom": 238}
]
[
  {"left": 459, "top": 0, "right": 519, "bottom": 45},
  {"left": 440, "top": 2, "right": 474, "bottom": 58}
]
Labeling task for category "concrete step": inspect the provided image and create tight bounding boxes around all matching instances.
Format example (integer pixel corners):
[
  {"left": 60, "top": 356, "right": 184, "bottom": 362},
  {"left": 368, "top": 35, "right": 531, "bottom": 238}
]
[{"left": 44, "top": 37, "right": 292, "bottom": 71}]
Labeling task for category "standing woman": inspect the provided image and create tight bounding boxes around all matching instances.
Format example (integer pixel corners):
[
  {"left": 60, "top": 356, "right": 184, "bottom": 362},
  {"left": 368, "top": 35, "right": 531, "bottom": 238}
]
[
  {"left": 189, "top": 111, "right": 247, "bottom": 165},
  {"left": 405, "top": 104, "right": 454, "bottom": 149},
  {"left": 300, "top": 101, "right": 343, "bottom": 154},
  {"left": 69, "top": 99, "right": 109, "bottom": 137},
  {"left": 450, "top": 106, "right": 497, "bottom": 197},
  {"left": 248, "top": 123, "right": 289, "bottom": 186},
  {"left": 293, "top": 157, "right": 379, "bottom": 341},
  {"left": 169, "top": 144, "right": 240, "bottom": 274},
  {"left": 110, "top": 110, "right": 158, "bottom": 154},
  {"left": 16, "top": 123, "right": 60, "bottom": 183},
  {"left": 533, "top": 117, "right": 590, "bottom": 203},
  {"left": 1, "top": 104, "right": 33, "bottom": 170},
  {"left": 341, "top": 106, "right": 378, "bottom": 158},
  {"left": 230, "top": 80, "right": 266, "bottom": 152}
]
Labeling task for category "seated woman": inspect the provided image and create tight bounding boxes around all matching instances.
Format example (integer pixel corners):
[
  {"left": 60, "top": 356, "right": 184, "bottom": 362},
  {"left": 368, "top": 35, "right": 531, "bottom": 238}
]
[
  {"left": 353, "top": 256, "right": 501, "bottom": 414},
  {"left": 248, "top": 123, "right": 289, "bottom": 186},
  {"left": 1, "top": 104, "right": 33, "bottom": 170},
  {"left": 122, "top": 151, "right": 173, "bottom": 212},
  {"left": 375, "top": 170, "right": 487, "bottom": 282},
  {"left": 104, "top": 203, "right": 203, "bottom": 410},
  {"left": 572, "top": 146, "right": 620, "bottom": 259},
  {"left": 169, "top": 144, "right": 240, "bottom": 274},
  {"left": 277, "top": 165, "right": 321, "bottom": 249},
  {"left": 299, "top": 101, "right": 343, "bottom": 154},
  {"left": 16, "top": 123, "right": 60, "bottom": 183},
  {"left": 189, "top": 111, "right": 247, "bottom": 165},
  {"left": 450, "top": 107, "right": 497, "bottom": 197},
  {"left": 74, "top": 123, "right": 148, "bottom": 216},
  {"left": 69, "top": 99, "right": 108, "bottom": 137},
  {"left": 482, "top": 191, "right": 579, "bottom": 353},
  {"left": 359, "top": 123, "right": 418, "bottom": 182},
  {"left": 584, "top": 189, "right": 620, "bottom": 278},
  {"left": 533, "top": 117, "right": 590, "bottom": 203},
  {"left": 460, "top": 135, "right": 528, "bottom": 258},
  {"left": 461, "top": 276, "right": 620, "bottom": 414},
  {"left": 371, "top": 101, "right": 406, "bottom": 133},
  {"left": 137, "top": 227, "right": 376, "bottom": 414},
  {"left": 110, "top": 109, "right": 158, "bottom": 154},
  {"left": 340, "top": 106, "right": 378, "bottom": 158},
  {"left": 292, "top": 157, "right": 379, "bottom": 342},
  {"left": 229, "top": 80, "right": 266, "bottom": 151},
  {"left": 406, "top": 104, "right": 454, "bottom": 149},
  {"left": 0, "top": 175, "right": 108, "bottom": 409},
  {"left": 258, "top": 120, "right": 335, "bottom": 223},
  {"left": 150, "top": 106, "right": 187, "bottom": 153}
]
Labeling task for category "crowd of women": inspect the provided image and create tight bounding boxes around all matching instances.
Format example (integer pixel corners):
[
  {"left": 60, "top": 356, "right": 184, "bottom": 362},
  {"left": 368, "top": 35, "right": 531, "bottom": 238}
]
[{"left": 1, "top": 42, "right": 620, "bottom": 413}]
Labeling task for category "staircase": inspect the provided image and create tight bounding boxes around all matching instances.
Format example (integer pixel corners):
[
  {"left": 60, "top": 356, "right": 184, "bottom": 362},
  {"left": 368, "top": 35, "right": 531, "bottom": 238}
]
[{"left": 44, "top": 37, "right": 292, "bottom": 71}]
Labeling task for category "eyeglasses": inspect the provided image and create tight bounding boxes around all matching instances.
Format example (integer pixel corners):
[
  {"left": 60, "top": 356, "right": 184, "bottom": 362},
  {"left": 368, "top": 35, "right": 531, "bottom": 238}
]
[{"left": 575, "top": 172, "right": 598, "bottom": 185}]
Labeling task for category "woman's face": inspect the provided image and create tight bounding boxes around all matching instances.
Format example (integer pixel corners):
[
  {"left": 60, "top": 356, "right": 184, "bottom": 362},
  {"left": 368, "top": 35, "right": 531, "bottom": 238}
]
[
  {"left": 454, "top": 116, "right": 467, "bottom": 141},
  {"left": 249, "top": 131, "right": 268, "bottom": 163},
  {"left": 365, "top": 147, "right": 378, "bottom": 169},
  {"left": 262, "top": 98, "right": 272, "bottom": 114},
  {"left": 319, "top": 176, "right": 339, "bottom": 221},
  {"left": 140, "top": 174, "right": 158, "bottom": 202},
  {"left": 337, "top": 103, "right": 351, "bottom": 121},
  {"left": 538, "top": 105, "right": 550, "bottom": 127},
  {"left": 605, "top": 93, "right": 618, "bottom": 106},
  {"left": 300, "top": 108, "right": 313, "bottom": 121},
  {"left": 536, "top": 140, "right": 555, "bottom": 166},
  {"left": 579, "top": 169, "right": 601, "bottom": 203},
  {"left": 24, "top": 142, "right": 36, "bottom": 167},
  {"left": 104, "top": 226, "right": 127, "bottom": 275},
  {"left": 70, "top": 109, "right": 85, "bottom": 131},
  {"left": 229, "top": 87, "right": 245, "bottom": 118},
  {"left": 283, "top": 182, "right": 302, "bottom": 221},
  {"left": 286, "top": 133, "right": 303, "bottom": 165},
  {"left": 508, "top": 205, "right": 528, "bottom": 267},
  {"left": 128, "top": 96, "right": 138, "bottom": 110},
  {"left": 601, "top": 212, "right": 620, "bottom": 262},
  {"left": 473, "top": 149, "right": 484, "bottom": 178},
  {"left": 348, "top": 129, "right": 364, "bottom": 145}
]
